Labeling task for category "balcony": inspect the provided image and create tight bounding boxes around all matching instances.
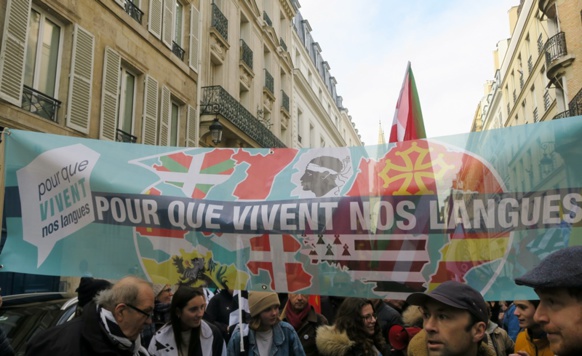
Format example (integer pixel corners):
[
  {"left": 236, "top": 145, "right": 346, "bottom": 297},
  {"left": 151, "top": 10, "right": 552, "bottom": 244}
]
[
  {"left": 264, "top": 69, "right": 274, "bottom": 95},
  {"left": 239, "top": 39, "right": 253, "bottom": 69},
  {"left": 544, "top": 32, "right": 574, "bottom": 82},
  {"left": 263, "top": 11, "right": 272, "bottom": 27},
  {"left": 569, "top": 87, "right": 582, "bottom": 116},
  {"left": 281, "top": 90, "right": 289, "bottom": 113},
  {"left": 200, "top": 86, "right": 285, "bottom": 148},
  {"left": 279, "top": 37, "right": 287, "bottom": 52},
  {"left": 172, "top": 41, "right": 185, "bottom": 60},
  {"left": 21, "top": 85, "right": 61, "bottom": 122},
  {"left": 116, "top": 128, "right": 137, "bottom": 143},
  {"left": 124, "top": 0, "right": 143, "bottom": 24},
  {"left": 211, "top": 3, "right": 228, "bottom": 41}
]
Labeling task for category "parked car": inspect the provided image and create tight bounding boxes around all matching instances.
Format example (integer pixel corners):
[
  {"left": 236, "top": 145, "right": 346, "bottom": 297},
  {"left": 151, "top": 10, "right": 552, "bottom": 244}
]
[{"left": 0, "top": 292, "right": 77, "bottom": 355}]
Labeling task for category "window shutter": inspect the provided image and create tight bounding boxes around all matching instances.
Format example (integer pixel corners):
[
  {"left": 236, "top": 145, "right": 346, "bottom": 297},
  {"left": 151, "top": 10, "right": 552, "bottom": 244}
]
[
  {"left": 188, "top": 5, "right": 200, "bottom": 71},
  {"left": 186, "top": 105, "right": 197, "bottom": 147},
  {"left": 0, "top": 0, "right": 32, "bottom": 106},
  {"left": 66, "top": 24, "right": 95, "bottom": 134},
  {"left": 159, "top": 86, "right": 170, "bottom": 146},
  {"left": 148, "top": 0, "right": 163, "bottom": 40},
  {"left": 99, "top": 47, "right": 121, "bottom": 141},
  {"left": 162, "top": 0, "right": 175, "bottom": 49},
  {"left": 142, "top": 75, "right": 159, "bottom": 145}
]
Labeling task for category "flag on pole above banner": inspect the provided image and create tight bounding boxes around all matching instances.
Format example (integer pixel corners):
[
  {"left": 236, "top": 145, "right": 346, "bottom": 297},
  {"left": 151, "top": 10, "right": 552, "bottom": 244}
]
[{"left": 389, "top": 62, "right": 427, "bottom": 143}]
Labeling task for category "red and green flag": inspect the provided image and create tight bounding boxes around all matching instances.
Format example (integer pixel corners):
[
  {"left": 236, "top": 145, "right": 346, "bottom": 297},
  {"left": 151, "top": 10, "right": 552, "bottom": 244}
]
[{"left": 389, "top": 62, "right": 427, "bottom": 143}]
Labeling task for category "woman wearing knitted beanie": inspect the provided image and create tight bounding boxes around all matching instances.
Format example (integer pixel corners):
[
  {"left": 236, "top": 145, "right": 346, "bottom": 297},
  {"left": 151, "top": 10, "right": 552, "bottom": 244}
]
[
  {"left": 316, "top": 297, "right": 391, "bottom": 356},
  {"left": 141, "top": 278, "right": 174, "bottom": 348},
  {"left": 148, "top": 286, "right": 226, "bottom": 355},
  {"left": 227, "top": 291, "right": 306, "bottom": 355}
]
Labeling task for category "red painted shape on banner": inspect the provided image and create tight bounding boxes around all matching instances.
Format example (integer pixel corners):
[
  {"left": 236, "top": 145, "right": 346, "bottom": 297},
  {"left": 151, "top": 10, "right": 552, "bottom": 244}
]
[
  {"left": 247, "top": 261, "right": 275, "bottom": 290},
  {"left": 249, "top": 234, "right": 271, "bottom": 252},
  {"left": 232, "top": 149, "right": 297, "bottom": 199},
  {"left": 282, "top": 234, "right": 301, "bottom": 252},
  {"left": 285, "top": 263, "right": 312, "bottom": 291}
]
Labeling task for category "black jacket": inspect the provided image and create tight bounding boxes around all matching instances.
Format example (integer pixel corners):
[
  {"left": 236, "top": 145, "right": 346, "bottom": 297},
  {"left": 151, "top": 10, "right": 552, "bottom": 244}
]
[{"left": 26, "top": 303, "right": 148, "bottom": 356}]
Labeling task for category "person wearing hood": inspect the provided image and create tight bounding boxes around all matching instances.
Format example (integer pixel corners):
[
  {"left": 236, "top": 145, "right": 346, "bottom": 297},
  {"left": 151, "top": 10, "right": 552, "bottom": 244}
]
[{"left": 316, "top": 297, "right": 391, "bottom": 356}]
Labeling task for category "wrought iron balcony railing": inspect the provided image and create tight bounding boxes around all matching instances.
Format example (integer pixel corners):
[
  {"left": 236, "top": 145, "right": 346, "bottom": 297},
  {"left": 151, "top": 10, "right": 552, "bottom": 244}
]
[
  {"left": 543, "top": 90, "right": 551, "bottom": 111},
  {"left": 211, "top": 3, "right": 228, "bottom": 41},
  {"left": 264, "top": 69, "right": 274, "bottom": 95},
  {"left": 240, "top": 39, "right": 253, "bottom": 69},
  {"left": 279, "top": 37, "right": 287, "bottom": 52},
  {"left": 172, "top": 41, "right": 185, "bottom": 60},
  {"left": 200, "top": 86, "right": 285, "bottom": 148},
  {"left": 544, "top": 32, "right": 567, "bottom": 67},
  {"left": 263, "top": 11, "right": 272, "bottom": 27},
  {"left": 537, "top": 34, "right": 544, "bottom": 54},
  {"left": 116, "top": 128, "right": 137, "bottom": 143},
  {"left": 569, "top": 87, "right": 582, "bottom": 117},
  {"left": 125, "top": 0, "right": 143, "bottom": 24},
  {"left": 553, "top": 110, "right": 570, "bottom": 120},
  {"left": 21, "top": 85, "right": 61, "bottom": 122},
  {"left": 281, "top": 90, "right": 289, "bottom": 113}
]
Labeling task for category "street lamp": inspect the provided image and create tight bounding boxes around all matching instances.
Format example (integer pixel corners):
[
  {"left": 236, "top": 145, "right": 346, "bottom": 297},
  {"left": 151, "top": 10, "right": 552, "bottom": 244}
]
[{"left": 209, "top": 117, "right": 223, "bottom": 145}]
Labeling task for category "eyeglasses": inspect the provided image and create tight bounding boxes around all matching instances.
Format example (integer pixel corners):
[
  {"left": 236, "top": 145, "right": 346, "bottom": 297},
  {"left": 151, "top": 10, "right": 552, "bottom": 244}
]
[
  {"left": 125, "top": 303, "right": 154, "bottom": 319},
  {"left": 361, "top": 313, "right": 377, "bottom": 322}
]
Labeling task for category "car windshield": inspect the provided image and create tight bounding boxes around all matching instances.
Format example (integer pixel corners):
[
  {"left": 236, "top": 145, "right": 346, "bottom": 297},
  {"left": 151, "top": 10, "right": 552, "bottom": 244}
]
[{"left": 0, "top": 297, "right": 76, "bottom": 354}]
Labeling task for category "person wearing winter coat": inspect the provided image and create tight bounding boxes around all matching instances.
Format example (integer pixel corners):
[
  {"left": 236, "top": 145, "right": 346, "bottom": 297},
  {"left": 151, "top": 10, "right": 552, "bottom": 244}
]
[
  {"left": 227, "top": 291, "right": 306, "bottom": 356},
  {"left": 141, "top": 279, "right": 174, "bottom": 348},
  {"left": 148, "top": 286, "right": 225, "bottom": 356},
  {"left": 316, "top": 297, "right": 391, "bottom": 356},
  {"left": 280, "top": 293, "right": 328, "bottom": 356},
  {"left": 26, "top": 276, "right": 153, "bottom": 356},
  {"left": 511, "top": 300, "right": 552, "bottom": 356},
  {"left": 405, "top": 281, "right": 496, "bottom": 356}
]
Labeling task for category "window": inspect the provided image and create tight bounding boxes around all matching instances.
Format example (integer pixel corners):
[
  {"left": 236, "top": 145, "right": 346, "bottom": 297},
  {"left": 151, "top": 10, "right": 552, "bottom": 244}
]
[
  {"left": 23, "top": 8, "right": 63, "bottom": 121},
  {"left": 170, "top": 101, "right": 180, "bottom": 146},
  {"left": 118, "top": 67, "right": 136, "bottom": 137},
  {"left": 171, "top": 1, "right": 185, "bottom": 60},
  {"left": 174, "top": 2, "right": 183, "bottom": 46},
  {"left": 25, "top": 9, "right": 61, "bottom": 97}
]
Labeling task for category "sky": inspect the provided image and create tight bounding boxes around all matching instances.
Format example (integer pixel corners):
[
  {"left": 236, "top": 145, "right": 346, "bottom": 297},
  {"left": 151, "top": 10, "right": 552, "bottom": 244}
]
[{"left": 297, "top": 0, "right": 518, "bottom": 145}]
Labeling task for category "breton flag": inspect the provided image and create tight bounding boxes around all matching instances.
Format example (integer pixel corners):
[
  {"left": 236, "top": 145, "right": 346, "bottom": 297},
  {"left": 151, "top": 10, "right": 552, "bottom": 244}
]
[
  {"left": 301, "top": 234, "right": 429, "bottom": 293},
  {"left": 389, "top": 62, "right": 426, "bottom": 143}
]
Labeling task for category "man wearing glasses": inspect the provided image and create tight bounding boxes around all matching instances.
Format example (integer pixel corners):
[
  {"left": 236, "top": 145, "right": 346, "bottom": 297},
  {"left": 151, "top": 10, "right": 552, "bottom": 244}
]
[{"left": 26, "top": 276, "right": 154, "bottom": 355}]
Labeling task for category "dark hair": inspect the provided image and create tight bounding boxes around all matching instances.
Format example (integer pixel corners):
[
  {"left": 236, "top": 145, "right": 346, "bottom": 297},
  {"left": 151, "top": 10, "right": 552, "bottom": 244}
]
[
  {"left": 170, "top": 286, "right": 206, "bottom": 355},
  {"left": 566, "top": 288, "right": 582, "bottom": 301},
  {"left": 334, "top": 298, "right": 388, "bottom": 355}
]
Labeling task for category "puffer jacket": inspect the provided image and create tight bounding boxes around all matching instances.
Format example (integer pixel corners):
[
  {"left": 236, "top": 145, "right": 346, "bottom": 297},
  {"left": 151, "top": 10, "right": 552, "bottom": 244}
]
[
  {"left": 315, "top": 325, "right": 386, "bottom": 356},
  {"left": 407, "top": 329, "right": 496, "bottom": 356}
]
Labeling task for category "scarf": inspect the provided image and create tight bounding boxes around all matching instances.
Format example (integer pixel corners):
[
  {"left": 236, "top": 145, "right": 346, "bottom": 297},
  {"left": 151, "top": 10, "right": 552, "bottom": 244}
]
[
  {"left": 284, "top": 302, "right": 311, "bottom": 330},
  {"left": 154, "top": 301, "right": 171, "bottom": 324},
  {"left": 98, "top": 305, "right": 149, "bottom": 355}
]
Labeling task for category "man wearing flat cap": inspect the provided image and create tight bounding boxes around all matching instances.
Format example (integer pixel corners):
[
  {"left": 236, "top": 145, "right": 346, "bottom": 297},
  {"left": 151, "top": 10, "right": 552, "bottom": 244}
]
[
  {"left": 227, "top": 290, "right": 306, "bottom": 355},
  {"left": 515, "top": 245, "right": 582, "bottom": 356},
  {"left": 405, "top": 280, "right": 496, "bottom": 356}
]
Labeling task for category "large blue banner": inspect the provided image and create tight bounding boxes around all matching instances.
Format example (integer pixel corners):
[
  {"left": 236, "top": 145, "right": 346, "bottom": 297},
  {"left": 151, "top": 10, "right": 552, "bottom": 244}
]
[{"left": 3, "top": 117, "right": 582, "bottom": 300}]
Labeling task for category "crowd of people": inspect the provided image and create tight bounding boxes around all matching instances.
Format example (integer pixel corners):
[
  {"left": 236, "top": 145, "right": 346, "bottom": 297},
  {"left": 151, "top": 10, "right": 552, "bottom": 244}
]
[{"left": 9, "top": 245, "right": 582, "bottom": 355}]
